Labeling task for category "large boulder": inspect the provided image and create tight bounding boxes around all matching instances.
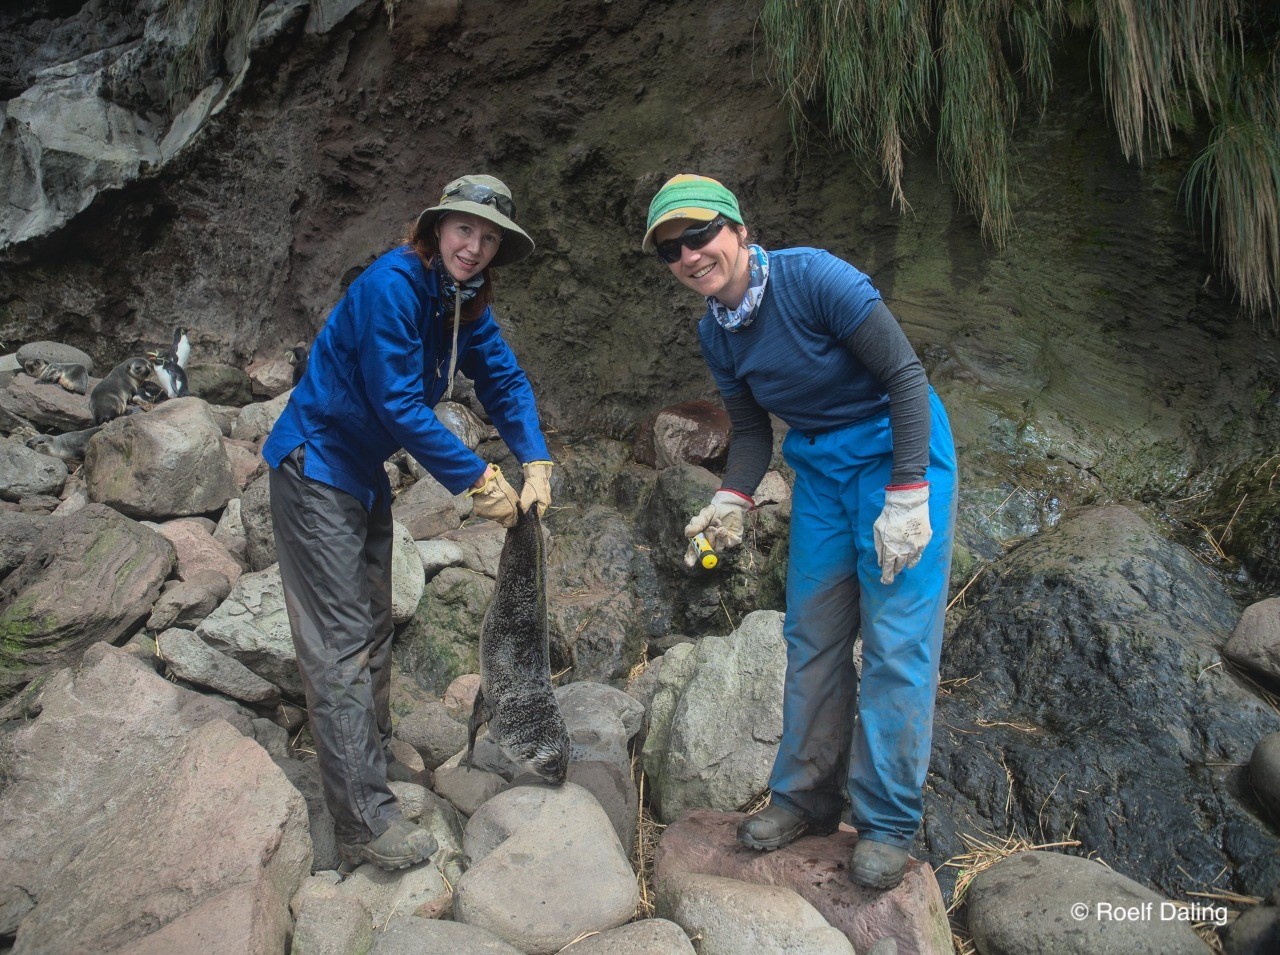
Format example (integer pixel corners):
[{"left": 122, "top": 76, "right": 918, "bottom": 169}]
[
  {"left": 455, "top": 783, "right": 639, "bottom": 953},
  {"left": 925, "top": 505, "right": 1280, "bottom": 899},
  {"left": 642, "top": 610, "right": 787, "bottom": 823},
  {"left": 186, "top": 363, "right": 254, "bottom": 406},
  {"left": 966, "top": 851, "right": 1208, "bottom": 955},
  {"left": 655, "top": 810, "right": 950, "bottom": 955},
  {"left": 547, "top": 504, "right": 652, "bottom": 680},
  {"left": 392, "top": 470, "right": 462, "bottom": 540},
  {"left": 231, "top": 390, "right": 293, "bottom": 443},
  {"left": 197, "top": 565, "right": 303, "bottom": 698},
  {"left": 15, "top": 342, "right": 94, "bottom": 374},
  {"left": 632, "top": 399, "right": 731, "bottom": 469},
  {"left": 1224, "top": 598, "right": 1280, "bottom": 684},
  {"left": 0, "top": 373, "right": 96, "bottom": 432},
  {"left": 656, "top": 872, "right": 854, "bottom": 955},
  {"left": 0, "top": 643, "right": 311, "bottom": 951},
  {"left": 0, "top": 503, "right": 172, "bottom": 699},
  {"left": 0, "top": 510, "right": 50, "bottom": 581},
  {"left": 394, "top": 567, "right": 493, "bottom": 695},
  {"left": 0, "top": 440, "right": 67, "bottom": 501},
  {"left": 391, "top": 519, "right": 425, "bottom": 625},
  {"left": 83, "top": 397, "right": 235, "bottom": 520}
]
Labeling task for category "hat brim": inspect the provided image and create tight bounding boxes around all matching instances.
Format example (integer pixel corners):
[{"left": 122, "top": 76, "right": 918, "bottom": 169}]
[
  {"left": 641, "top": 207, "right": 720, "bottom": 254},
  {"left": 415, "top": 201, "right": 535, "bottom": 268}
]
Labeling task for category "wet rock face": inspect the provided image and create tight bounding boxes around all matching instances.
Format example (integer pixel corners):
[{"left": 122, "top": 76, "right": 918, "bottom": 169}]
[{"left": 925, "top": 505, "right": 1280, "bottom": 899}]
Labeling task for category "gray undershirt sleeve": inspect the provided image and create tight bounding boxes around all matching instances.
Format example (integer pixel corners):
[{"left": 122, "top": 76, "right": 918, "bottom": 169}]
[
  {"left": 845, "top": 300, "right": 930, "bottom": 485},
  {"left": 720, "top": 389, "right": 773, "bottom": 497}
]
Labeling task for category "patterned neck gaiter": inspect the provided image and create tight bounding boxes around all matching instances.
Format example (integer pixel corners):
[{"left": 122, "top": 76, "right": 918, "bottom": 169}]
[
  {"left": 435, "top": 256, "right": 486, "bottom": 315},
  {"left": 707, "top": 245, "right": 769, "bottom": 332}
]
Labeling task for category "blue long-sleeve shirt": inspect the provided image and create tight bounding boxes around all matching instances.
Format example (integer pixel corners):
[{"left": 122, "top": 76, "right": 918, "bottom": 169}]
[{"left": 263, "top": 245, "right": 549, "bottom": 509}]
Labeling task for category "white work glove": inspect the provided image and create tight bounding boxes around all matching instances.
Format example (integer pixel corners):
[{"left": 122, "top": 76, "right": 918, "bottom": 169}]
[
  {"left": 518, "top": 460, "right": 554, "bottom": 515},
  {"left": 467, "top": 465, "right": 519, "bottom": 528},
  {"left": 684, "top": 489, "right": 753, "bottom": 568},
  {"left": 873, "top": 484, "right": 932, "bottom": 585}
]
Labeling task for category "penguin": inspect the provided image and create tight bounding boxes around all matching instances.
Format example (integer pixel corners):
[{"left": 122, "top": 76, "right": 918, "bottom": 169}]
[
  {"left": 286, "top": 341, "right": 309, "bottom": 386},
  {"left": 136, "top": 379, "right": 166, "bottom": 404},
  {"left": 149, "top": 356, "right": 188, "bottom": 399},
  {"left": 170, "top": 326, "right": 190, "bottom": 369}
]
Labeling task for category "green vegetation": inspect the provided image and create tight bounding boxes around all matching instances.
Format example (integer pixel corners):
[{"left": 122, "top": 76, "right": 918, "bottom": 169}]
[
  {"left": 160, "top": 0, "right": 260, "bottom": 107},
  {"left": 760, "top": 0, "right": 1280, "bottom": 325}
]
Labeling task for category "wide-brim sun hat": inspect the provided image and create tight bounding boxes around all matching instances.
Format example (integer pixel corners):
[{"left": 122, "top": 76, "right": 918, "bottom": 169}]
[
  {"left": 642, "top": 173, "right": 744, "bottom": 253},
  {"left": 414, "top": 174, "right": 535, "bottom": 268}
]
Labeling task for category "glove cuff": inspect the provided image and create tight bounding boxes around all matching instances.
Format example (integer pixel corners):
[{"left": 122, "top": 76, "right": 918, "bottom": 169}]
[
  {"left": 886, "top": 481, "right": 928, "bottom": 491},
  {"left": 712, "top": 488, "right": 754, "bottom": 509},
  {"left": 465, "top": 464, "right": 502, "bottom": 498},
  {"left": 523, "top": 460, "right": 554, "bottom": 469}
]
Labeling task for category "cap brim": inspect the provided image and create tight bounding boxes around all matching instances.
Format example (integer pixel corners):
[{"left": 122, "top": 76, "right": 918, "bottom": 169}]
[
  {"left": 641, "top": 207, "right": 720, "bottom": 253},
  {"left": 415, "top": 201, "right": 535, "bottom": 267}
]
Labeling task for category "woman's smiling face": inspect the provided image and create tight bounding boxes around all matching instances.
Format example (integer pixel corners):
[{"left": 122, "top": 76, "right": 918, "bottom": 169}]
[
  {"left": 436, "top": 211, "right": 503, "bottom": 281},
  {"left": 654, "top": 216, "right": 751, "bottom": 307}
]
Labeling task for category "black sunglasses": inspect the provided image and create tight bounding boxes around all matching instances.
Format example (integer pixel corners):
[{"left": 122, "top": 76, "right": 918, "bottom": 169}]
[
  {"left": 655, "top": 216, "right": 728, "bottom": 264},
  {"left": 443, "top": 183, "right": 516, "bottom": 221}
]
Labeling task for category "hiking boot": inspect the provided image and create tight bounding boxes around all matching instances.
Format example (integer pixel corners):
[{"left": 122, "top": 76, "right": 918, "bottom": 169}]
[
  {"left": 339, "top": 819, "right": 437, "bottom": 871},
  {"left": 737, "top": 804, "right": 837, "bottom": 851},
  {"left": 849, "top": 837, "right": 908, "bottom": 889}
]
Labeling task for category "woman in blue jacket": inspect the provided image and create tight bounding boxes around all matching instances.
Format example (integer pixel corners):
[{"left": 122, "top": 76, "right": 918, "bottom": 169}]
[
  {"left": 263, "top": 174, "right": 553, "bottom": 871},
  {"left": 643, "top": 174, "right": 957, "bottom": 890}
]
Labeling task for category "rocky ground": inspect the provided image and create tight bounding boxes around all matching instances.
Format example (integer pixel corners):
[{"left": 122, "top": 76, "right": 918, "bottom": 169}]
[{"left": 2, "top": 1, "right": 1280, "bottom": 953}]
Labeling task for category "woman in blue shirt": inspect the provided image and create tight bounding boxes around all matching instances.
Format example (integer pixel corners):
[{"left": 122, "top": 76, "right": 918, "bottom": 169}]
[
  {"left": 264, "top": 174, "right": 553, "bottom": 871},
  {"left": 643, "top": 174, "right": 957, "bottom": 890}
]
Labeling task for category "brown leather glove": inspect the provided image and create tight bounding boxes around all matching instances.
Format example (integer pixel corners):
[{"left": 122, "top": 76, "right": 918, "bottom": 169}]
[
  {"left": 518, "top": 460, "right": 554, "bottom": 515},
  {"left": 467, "top": 465, "right": 519, "bottom": 528}
]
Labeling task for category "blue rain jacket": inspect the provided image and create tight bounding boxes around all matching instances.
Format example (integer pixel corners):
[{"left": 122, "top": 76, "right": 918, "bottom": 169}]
[{"left": 263, "top": 245, "right": 549, "bottom": 509}]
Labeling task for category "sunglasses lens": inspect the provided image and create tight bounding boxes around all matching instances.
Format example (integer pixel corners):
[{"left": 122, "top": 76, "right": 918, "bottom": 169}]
[
  {"left": 655, "top": 218, "right": 725, "bottom": 264},
  {"left": 445, "top": 184, "right": 516, "bottom": 220}
]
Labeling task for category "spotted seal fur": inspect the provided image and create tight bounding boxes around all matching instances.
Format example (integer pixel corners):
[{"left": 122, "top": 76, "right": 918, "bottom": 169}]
[
  {"left": 26, "top": 425, "right": 103, "bottom": 465},
  {"left": 22, "top": 358, "right": 89, "bottom": 395},
  {"left": 467, "top": 504, "right": 570, "bottom": 783},
  {"left": 90, "top": 358, "right": 151, "bottom": 424}
]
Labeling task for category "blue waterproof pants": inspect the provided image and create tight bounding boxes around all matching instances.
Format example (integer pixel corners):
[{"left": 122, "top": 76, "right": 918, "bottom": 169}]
[{"left": 768, "top": 390, "right": 957, "bottom": 849}]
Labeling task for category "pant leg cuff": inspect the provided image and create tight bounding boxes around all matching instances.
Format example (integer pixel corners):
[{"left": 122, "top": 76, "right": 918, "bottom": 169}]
[
  {"left": 770, "top": 791, "right": 842, "bottom": 829},
  {"left": 852, "top": 830, "right": 915, "bottom": 850}
]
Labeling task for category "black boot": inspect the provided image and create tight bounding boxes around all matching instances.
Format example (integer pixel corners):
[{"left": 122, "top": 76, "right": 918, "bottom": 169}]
[
  {"left": 737, "top": 804, "right": 836, "bottom": 851},
  {"left": 849, "top": 837, "right": 908, "bottom": 889}
]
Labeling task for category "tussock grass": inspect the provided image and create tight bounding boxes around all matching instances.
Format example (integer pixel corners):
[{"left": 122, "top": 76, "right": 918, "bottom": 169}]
[
  {"left": 160, "top": 0, "right": 260, "bottom": 107},
  {"left": 760, "top": 0, "right": 1279, "bottom": 326},
  {"left": 632, "top": 764, "right": 666, "bottom": 919}
]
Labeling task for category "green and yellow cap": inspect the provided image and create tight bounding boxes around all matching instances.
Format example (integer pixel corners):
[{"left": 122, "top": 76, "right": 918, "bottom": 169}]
[{"left": 642, "top": 174, "right": 743, "bottom": 253}]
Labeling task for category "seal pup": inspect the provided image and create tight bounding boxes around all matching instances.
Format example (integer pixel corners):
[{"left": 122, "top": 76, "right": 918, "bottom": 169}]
[
  {"left": 467, "top": 504, "right": 570, "bottom": 784},
  {"left": 26, "top": 425, "right": 103, "bottom": 466},
  {"left": 21, "top": 358, "right": 89, "bottom": 395},
  {"left": 90, "top": 357, "right": 151, "bottom": 424}
]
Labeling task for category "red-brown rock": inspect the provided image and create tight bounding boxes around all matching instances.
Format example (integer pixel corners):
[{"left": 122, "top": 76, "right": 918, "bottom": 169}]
[
  {"left": 633, "top": 400, "right": 730, "bottom": 469},
  {"left": 654, "top": 810, "right": 952, "bottom": 955}
]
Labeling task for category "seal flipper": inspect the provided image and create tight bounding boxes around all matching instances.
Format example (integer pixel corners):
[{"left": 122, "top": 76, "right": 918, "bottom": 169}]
[{"left": 466, "top": 686, "right": 491, "bottom": 770}]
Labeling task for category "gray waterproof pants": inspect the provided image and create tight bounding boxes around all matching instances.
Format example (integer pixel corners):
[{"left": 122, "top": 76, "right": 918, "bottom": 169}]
[{"left": 269, "top": 446, "right": 400, "bottom": 844}]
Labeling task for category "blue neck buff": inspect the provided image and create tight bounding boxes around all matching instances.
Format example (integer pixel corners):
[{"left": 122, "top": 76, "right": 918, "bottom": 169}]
[{"left": 707, "top": 245, "right": 769, "bottom": 332}]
